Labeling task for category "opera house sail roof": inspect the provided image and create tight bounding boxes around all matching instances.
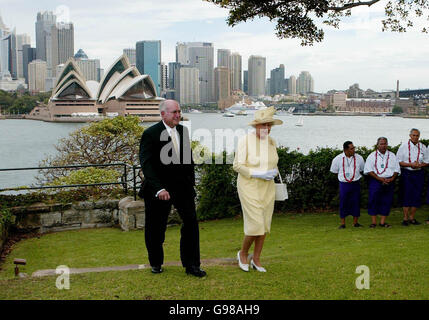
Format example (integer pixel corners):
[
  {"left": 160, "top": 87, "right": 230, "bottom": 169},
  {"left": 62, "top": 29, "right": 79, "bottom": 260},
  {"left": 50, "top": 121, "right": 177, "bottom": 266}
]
[{"left": 28, "top": 54, "right": 163, "bottom": 122}]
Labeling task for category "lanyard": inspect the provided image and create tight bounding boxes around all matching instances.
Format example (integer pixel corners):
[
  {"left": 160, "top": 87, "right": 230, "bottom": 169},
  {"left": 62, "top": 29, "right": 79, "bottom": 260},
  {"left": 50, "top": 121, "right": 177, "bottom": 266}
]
[
  {"left": 375, "top": 151, "right": 389, "bottom": 175},
  {"left": 342, "top": 155, "right": 356, "bottom": 183}
]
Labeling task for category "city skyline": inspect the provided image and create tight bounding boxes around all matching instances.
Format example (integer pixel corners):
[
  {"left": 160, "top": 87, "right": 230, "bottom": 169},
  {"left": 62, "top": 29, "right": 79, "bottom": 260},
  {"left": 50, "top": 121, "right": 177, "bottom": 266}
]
[{"left": 2, "top": 0, "right": 429, "bottom": 92}]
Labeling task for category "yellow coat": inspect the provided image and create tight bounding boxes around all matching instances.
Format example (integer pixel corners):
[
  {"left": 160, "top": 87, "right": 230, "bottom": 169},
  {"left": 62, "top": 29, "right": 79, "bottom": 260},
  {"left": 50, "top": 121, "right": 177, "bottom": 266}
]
[{"left": 233, "top": 132, "right": 279, "bottom": 236}]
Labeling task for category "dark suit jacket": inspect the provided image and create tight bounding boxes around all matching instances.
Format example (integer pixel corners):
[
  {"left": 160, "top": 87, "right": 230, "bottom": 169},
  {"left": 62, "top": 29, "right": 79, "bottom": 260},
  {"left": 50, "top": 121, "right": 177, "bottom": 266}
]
[{"left": 139, "top": 121, "right": 195, "bottom": 198}]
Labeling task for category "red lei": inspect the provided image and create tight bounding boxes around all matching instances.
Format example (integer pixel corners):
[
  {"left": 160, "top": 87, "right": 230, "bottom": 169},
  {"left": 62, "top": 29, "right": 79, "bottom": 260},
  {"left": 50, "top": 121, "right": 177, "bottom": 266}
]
[
  {"left": 342, "top": 156, "right": 356, "bottom": 183},
  {"left": 375, "top": 151, "right": 389, "bottom": 175},
  {"left": 408, "top": 140, "right": 420, "bottom": 163}
]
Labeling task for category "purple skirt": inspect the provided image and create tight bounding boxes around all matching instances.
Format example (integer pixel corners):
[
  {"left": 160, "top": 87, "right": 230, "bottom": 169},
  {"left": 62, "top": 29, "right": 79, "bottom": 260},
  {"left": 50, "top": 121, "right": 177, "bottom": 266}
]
[
  {"left": 400, "top": 169, "right": 425, "bottom": 207},
  {"left": 339, "top": 181, "right": 361, "bottom": 218},
  {"left": 368, "top": 178, "right": 394, "bottom": 216}
]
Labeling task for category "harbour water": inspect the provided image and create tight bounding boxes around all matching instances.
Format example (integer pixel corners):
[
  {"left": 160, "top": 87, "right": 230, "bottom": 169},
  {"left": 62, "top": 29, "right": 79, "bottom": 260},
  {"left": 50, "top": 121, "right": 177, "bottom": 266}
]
[{"left": 1, "top": 114, "right": 429, "bottom": 189}]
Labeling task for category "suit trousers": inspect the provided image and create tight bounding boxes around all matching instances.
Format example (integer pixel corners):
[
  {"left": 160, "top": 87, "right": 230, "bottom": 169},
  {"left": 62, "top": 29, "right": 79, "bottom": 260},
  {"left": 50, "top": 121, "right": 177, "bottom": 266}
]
[{"left": 143, "top": 189, "right": 200, "bottom": 268}]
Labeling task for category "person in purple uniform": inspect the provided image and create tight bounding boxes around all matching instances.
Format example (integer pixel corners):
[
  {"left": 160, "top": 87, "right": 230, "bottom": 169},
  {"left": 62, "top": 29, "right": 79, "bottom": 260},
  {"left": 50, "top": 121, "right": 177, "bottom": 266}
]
[
  {"left": 330, "top": 141, "right": 365, "bottom": 229},
  {"left": 364, "top": 137, "right": 400, "bottom": 228},
  {"left": 396, "top": 129, "right": 429, "bottom": 226}
]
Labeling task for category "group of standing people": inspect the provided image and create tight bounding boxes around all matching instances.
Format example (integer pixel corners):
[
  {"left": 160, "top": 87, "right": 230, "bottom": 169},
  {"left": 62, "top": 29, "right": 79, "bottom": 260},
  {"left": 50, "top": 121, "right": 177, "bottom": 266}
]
[
  {"left": 139, "top": 99, "right": 428, "bottom": 276},
  {"left": 330, "top": 129, "right": 429, "bottom": 229}
]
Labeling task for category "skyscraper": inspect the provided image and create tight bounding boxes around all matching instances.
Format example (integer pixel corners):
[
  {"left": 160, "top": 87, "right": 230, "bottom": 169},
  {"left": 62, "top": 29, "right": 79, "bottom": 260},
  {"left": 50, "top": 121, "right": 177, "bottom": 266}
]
[
  {"left": 176, "top": 42, "right": 214, "bottom": 103},
  {"left": 28, "top": 59, "right": 47, "bottom": 92},
  {"left": 297, "top": 71, "right": 314, "bottom": 95},
  {"left": 243, "top": 70, "right": 248, "bottom": 94},
  {"left": 22, "top": 44, "right": 36, "bottom": 84},
  {"left": 74, "top": 49, "right": 100, "bottom": 82},
  {"left": 15, "top": 34, "right": 31, "bottom": 79},
  {"left": 136, "top": 40, "right": 161, "bottom": 96},
  {"left": 160, "top": 62, "right": 168, "bottom": 92},
  {"left": 214, "top": 66, "right": 230, "bottom": 101},
  {"left": 217, "top": 49, "right": 230, "bottom": 68},
  {"left": 168, "top": 62, "right": 180, "bottom": 90},
  {"left": 123, "top": 48, "right": 136, "bottom": 66},
  {"left": 248, "top": 55, "right": 266, "bottom": 96},
  {"left": 288, "top": 75, "right": 296, "bottom": 95},
  {"left": 177, "top": 65, "right": 199, "bottom": 104},
  {"left": 53, "top": 22, "right": 74, "bottom": 66},
  {"left": 270, "top": 64, "right": 286, "bottom": 95},
  {"left": 35, "top": 11, "right": 56, "bottom": 76},
  {"left": 229, "top": 53, "right": 242, "bottom": 92}
]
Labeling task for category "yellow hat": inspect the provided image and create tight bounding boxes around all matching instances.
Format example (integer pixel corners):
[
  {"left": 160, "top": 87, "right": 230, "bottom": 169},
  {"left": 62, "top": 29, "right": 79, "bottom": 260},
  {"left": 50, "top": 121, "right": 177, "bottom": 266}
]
[{"left": 248, "top": 106, "right": 283, "bottom": 127}]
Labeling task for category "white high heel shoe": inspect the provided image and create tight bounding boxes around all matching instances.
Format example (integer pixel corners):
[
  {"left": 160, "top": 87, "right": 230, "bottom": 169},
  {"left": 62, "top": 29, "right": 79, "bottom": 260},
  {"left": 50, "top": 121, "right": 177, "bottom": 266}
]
[
  {"left": 237, "top": 251, "right": 249, "bottom": 272},
  {"left": 251, "top": 259, "right": 267, "bottom": 272}
]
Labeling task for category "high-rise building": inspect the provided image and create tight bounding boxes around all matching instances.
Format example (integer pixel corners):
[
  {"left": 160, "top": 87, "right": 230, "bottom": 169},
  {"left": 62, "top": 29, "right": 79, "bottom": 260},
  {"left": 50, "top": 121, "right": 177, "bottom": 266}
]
[
  {"left": 22, "top": 44, "right": 36, "bottom": 84},
  {"left": 177, "top": 65, "right": 199, "bottom": 105},
  {"left": 136, "top": 40, "right": 161, "bottom": 96},
  {"left": 214, "top": 67, "right": 230, "bottom": 102},
  {"left": 28, "top": 59, "right": 47, "bottom": 92},
  {"left": 243, "top": 70, "right": 248, "bottom": 94},
  {"left": 123, "top": 48, "right": 136, "bottom": 66},
  {"left": 74, "top": 49, "right": 100, "bottom": 82},
  {"left": 270, "top": 64, "right": 286, "bottom": 95},
  {"left": 297, "top": 71, "right": 314, "bottom": 95},
  {"left": 35, "top": 11, "right": 56, "bottom": 77},
  {"left": 288, "top": 75, "right": 296, "bottom": 95},
  {"left": 217, "top": 49, "right": 230, "bottom": 68},
  {"left": 229, "top": 53, "right": 241, "bottom": 92},
  {"left": 248, "top": 55, "right": 266, "bottom": 96},
  {"left": 168, "top": 62, "right": 180, "bottom": 90},
  {"left": 53, "top": 22, "right": 74, "bottom": 66},
  {"left": 16, "top": 33, "right": 31, "bottom": 79},
  {"left": 0, "top": 30, "right": 18, "bottom": 79},
  {"left": 176, "top": 42, "right": 214, "bottom": 103},
  {"left": 160, "top": 62, "right": 168, "bottom": 92},
  {"left": 0, "top": 13, "right": 9, "bottom": 37}
]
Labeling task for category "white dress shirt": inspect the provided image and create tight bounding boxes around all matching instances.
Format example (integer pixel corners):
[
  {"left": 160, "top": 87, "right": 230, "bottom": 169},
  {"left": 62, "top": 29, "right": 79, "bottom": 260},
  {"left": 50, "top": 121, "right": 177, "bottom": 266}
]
[
  {"left": 364, "top": 150, "right": 401, "bottom": 178},
  {"left": 396, "top": 140, "right": 428, "bottom": 171},
  {"left": 330, "top": 152, "right": 365, "bottom": 182}
]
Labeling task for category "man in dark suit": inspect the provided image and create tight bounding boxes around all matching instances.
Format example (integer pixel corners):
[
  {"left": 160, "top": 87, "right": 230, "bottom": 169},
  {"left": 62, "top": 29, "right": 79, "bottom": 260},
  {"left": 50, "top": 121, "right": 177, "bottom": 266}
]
[{"left": 139, "top": 99, "right": 206, "bottom": 277}]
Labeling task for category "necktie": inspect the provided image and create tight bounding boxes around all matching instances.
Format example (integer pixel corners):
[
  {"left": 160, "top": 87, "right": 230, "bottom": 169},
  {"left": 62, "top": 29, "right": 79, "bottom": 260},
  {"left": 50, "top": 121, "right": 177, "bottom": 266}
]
[{"left": 171, "top": 127, "right": 180, "bottom": 156}]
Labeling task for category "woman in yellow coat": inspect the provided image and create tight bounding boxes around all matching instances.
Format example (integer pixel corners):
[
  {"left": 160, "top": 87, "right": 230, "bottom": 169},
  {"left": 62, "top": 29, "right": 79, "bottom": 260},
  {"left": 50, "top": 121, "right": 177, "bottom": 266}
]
[{"left": 233, "top": 107, "right": 283, "bottom": 272}]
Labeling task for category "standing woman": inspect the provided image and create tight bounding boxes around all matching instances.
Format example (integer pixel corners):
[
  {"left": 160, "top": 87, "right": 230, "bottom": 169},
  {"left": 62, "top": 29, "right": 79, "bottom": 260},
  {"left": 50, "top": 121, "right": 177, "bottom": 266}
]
[{"left": 233, "top": 107, "right": 283, "bottom": 272}]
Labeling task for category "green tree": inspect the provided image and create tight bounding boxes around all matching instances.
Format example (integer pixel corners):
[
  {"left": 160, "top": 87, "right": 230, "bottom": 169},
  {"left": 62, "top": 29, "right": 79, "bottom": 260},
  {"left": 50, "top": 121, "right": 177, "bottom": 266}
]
[
  {"left": 205, "top": 0, "right": 429, "bottom": 45},
  {"left": 392, "top": 105, "right": 403, "bottom": 114}
]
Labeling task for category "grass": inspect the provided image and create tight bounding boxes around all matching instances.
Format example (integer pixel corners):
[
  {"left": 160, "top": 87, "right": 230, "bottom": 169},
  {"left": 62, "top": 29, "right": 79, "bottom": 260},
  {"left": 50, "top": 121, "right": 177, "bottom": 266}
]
[{"left": 0, "top": 207, "right": 428, "bottom": 300}]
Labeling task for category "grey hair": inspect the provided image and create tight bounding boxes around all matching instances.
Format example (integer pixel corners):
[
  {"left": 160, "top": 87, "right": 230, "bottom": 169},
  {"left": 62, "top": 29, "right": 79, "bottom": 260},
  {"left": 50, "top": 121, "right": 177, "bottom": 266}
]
[
  {"left": 410, "top": 128, "right": 420, "bottom": 135},
  {"left": 159, "top": 100, "right": 168, "bottom": 113},
  {"left": 377, "top": 137, "right": 388, "bottom": 145}
]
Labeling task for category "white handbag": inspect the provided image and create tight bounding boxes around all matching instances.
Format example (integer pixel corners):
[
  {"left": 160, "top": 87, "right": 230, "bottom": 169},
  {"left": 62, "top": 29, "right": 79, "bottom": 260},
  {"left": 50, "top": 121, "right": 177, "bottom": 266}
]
[{"left": 275, "top": 174, "right": 288, "bottom": 201}]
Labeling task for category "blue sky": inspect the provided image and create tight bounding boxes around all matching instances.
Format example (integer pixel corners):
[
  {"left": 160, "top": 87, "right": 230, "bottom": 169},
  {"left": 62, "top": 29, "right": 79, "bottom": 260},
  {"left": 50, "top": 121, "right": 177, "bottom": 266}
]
[{"left": 2, "top": 0, "right": 429, "bottom": 92}]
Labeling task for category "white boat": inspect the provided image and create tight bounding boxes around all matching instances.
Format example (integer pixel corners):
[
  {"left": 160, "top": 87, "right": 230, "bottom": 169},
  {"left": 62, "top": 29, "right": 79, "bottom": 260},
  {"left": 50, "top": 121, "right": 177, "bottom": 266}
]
[
  {"left": 189, "top": 109, "right": 202, "bottom": 113},
  {"left": 295, "top": 115, "right": 304, "bottom": 126},
  {"left": 223, "top": 112, "right": 235, "bottom": 117}
]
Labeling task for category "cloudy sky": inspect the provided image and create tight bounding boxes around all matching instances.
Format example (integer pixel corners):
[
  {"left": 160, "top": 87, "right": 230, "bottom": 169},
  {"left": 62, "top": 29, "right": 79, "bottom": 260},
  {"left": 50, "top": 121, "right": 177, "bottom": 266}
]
[{"left": 2, "top": 0, "right": 429, "bottom": 92}]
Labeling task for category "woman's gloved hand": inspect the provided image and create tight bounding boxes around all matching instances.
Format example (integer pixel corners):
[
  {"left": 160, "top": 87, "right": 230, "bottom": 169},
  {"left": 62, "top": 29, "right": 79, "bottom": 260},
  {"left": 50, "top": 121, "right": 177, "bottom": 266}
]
[{"left": 251, "top": 169, "right": 278, "bottom": 180}]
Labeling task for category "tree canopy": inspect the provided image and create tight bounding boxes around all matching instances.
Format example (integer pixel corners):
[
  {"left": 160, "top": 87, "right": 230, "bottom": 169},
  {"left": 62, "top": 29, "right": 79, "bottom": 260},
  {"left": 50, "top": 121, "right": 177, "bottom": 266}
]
[{"left": 205, "top": 0, "right": 429, "bottom": 45}]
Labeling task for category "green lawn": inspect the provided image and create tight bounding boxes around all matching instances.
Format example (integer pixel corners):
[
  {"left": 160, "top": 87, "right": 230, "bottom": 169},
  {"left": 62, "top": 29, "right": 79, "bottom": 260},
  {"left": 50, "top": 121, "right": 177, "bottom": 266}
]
[{"left": 0, "top": 207, "right": 428, "bottom": 300}]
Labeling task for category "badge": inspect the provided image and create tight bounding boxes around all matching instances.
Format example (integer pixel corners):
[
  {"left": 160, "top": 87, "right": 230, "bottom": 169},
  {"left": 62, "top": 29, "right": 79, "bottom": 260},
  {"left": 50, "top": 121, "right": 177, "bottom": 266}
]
[{"left": 381, "top": 164, "right": 384, "bottom": 168}]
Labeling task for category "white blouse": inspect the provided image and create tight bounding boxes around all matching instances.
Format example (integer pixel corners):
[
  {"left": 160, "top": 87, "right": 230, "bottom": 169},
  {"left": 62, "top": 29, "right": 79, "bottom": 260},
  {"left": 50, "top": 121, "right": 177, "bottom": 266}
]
[
  {"left": 330, "top": 153, "right": 365, "bottom": 182},
  {"left": 364, "top": 150, "right": 401, "bottom": 178}
]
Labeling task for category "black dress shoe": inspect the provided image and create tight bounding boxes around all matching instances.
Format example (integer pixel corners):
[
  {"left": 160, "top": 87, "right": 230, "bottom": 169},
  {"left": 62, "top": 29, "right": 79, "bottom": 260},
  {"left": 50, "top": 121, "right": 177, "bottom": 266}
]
[
  {"left": 151, "top": 266, "right": 163, "bottom": 274},
  {"left": 338, "top": 224, "right": 346, "bottom": 229},
  {"left": 186, "top": 266, "right": 207, "bottom": 277}
]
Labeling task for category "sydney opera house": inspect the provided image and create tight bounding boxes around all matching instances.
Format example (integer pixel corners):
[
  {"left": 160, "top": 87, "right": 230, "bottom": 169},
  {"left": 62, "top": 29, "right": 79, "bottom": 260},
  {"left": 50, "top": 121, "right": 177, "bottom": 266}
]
[{"left": 27, "top": 55, "right": 162, "bottom": 122}]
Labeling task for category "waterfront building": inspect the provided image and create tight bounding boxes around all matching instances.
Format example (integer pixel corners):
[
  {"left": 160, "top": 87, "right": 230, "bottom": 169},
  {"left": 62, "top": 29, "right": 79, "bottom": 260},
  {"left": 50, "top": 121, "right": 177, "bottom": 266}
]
[
  {"left": 168, "top": 62, "right": 180, "bottom": 90},
  {"left": 28, "top": 59, "right": 47, "bottom": 92},
  {"left": 28, "top": 55, "right": 163, "bottom": 122},
  {"left": 214, "top": 66, "right": 230, "bottom": 102},
  {"left": 248, "top": 55, "right": 266, "bottom": 96},
  {"left": 243, "top": 70, "right": 248, "bottom": 94},
  {"left": 136, "top": 40, "right": 161, "bottom": 96},
  {"left": 230, "top": 52, "right": 242, "bottom": 92},
  {"left": 160, "top": 62, "right": 168, "bottom": 92},
  {"left": 16, "top": 33, "right": 31, "bottom": 79}
]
